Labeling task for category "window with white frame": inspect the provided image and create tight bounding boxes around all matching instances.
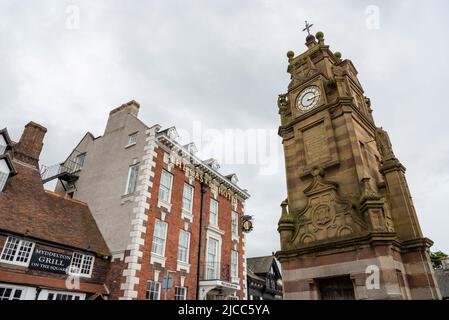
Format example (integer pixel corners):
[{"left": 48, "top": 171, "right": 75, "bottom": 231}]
[
  {"left": 177, "top": 230, "right": 190, "bottom": 263},
  {"left": 0, "top": 172, "right": 8, "bottom": 193},
  {"left": 146, "top": 281, "right": 161, "bottom": 300},
  {"left": 43, "top": 290, "right": 85, "bottom": 300},
  {"left": 206, "top": 237, "right": 219, "bottom": 279},
  {"left": 125, "top": 164, "right": 140, "bottom": 194},
  {"left": 74, "top": 153, "right": 86, "bottom": 171},
  {"left": 0, "top": 159, "right": 11, "bottom": 192},
  {"left": 0, "top": 134, "right": 7, "bottom": 155},
  {"left": 209, "top": 199, "right": 218, "bottom": 227},
  {"left": 69, "top": 252, "right": 94, "bottom": 277},
  {"left": 182, "top": 183, "right": 194, "bottom": 214},
  {"left": 158, "top": 170, "right": 173, "bottom": 203},
  {"left": 231, "top": 211, "right": 239, "bottom": 237},
  {"left": 127, "top": 132, "right": 138, "bottom": 146},
  {"left": 151, "top": 220, "right": 168, "bottom": 256},
  {"left": 0, "top": 285, "right": 24, "bottom": 300},
  {"left": 174, "top": 286, "right": 187, "bottom": 300},
  {"left": 0, "top": 237, "right": 35, "bottom": 267},
  {"left": 231, "top": 250, "right": 239, "bottom": 278}
]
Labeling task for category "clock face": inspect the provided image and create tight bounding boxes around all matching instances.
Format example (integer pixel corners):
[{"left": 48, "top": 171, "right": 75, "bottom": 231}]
[{"left": 296, "top": 86, "right": 321, "bottom": 111}]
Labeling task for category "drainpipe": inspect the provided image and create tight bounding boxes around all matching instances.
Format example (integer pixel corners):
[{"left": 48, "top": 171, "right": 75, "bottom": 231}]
[{"left": 196, "top": 181, "right": 207, "bottom": 299}]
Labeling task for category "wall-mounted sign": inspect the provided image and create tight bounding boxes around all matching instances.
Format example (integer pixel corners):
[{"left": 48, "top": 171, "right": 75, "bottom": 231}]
[
  {"left": 29, "top": 248, "right": 72, "bottom": 274},
  {"left": 217, "top": 280, "right": 240, "bottom": 290},
  {"left": 241, "top": 215, "right": 254, "bottom": 233}
]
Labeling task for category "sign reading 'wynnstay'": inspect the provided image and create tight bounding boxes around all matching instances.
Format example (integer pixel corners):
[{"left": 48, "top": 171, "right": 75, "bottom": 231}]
[{"left": 29, "top": 248, "right": 72, "bottom": 274}]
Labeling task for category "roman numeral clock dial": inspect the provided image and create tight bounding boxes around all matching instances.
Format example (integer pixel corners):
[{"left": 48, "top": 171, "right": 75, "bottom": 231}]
[{"left": 296, "top": 86, "right": 321, "bottom": 112}]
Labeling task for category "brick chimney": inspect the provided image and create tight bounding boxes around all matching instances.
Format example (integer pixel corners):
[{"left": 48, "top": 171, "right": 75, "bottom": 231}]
[{"left": 13, "top": 121, "right": 47, "bottom": 167}]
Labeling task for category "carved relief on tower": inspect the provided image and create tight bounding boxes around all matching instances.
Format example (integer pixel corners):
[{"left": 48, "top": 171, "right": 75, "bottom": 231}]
[
  {"left": 277, "top": 93, "right": 292, "bottom": 126},
  {"left": 375, "top": 127, "right": 396, "bottom": 161},
  {"left": 290, "top": 168, "right": 367, "bottom": 247},
  {"left": 359, "top": 177, "right": 395, "bottom": 233},
  {"left": 288, "top": 56, "right": 320, "bottom": 90}
]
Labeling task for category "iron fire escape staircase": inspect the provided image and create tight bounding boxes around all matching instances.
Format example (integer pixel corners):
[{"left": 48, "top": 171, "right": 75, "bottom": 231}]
[{"left": 40, "top": 160, "right": 80, "bottom": 189}]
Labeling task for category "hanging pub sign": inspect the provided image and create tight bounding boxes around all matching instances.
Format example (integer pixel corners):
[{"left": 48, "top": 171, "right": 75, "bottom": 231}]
[
  {"left": 241, "top": 215, "right": 254, "bottom": 233},
  {"left": 29, "top": 248, "right": 72, "bottom": 274}
]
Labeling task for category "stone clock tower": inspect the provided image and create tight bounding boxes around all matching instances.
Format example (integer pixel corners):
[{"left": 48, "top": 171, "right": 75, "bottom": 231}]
[{"left": 276, "top": 30, "right": 441, "bottom": 300}]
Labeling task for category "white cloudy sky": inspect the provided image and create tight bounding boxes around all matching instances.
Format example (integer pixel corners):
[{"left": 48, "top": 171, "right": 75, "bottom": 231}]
[{"left": 1, "top": 0, "right": 448, "bottom": 257}]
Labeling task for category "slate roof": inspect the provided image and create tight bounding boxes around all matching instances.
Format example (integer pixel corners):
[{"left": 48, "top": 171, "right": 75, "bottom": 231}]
[
  {"left": 247, "top": 266, "right": 265, "bottom": 282},
  {"left": 247, "top": 255, "right": 277, "bottom": 275},
  {"left": 0, "top": 159, "right": 110, "bottom": 256}
]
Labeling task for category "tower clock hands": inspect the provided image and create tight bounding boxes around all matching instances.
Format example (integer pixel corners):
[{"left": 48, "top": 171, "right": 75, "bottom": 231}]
[{"left": 306, "top": 93, "right": 321, "bottom": 101}]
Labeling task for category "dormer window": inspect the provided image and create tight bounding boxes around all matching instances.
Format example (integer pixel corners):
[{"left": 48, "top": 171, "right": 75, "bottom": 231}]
[
  {"left": 0, "top": 155, "right": 16, "bottom": 192},
  {"left": 184, "top": 142, "right": 198, "bottom": 155},
  {"left": 0, "top": 129, "right": 13, "bottom": 155},
  {"left": 0, "top": 134, "right": 7, "bottom": 155},
  {"left": 204, "top": 158, "right": 220, "bottom": 171},
  {"left": 167, "top": 127, "right": 179, "bottom": 141},
  {"left": 226, "top": 173, "right": 239, "bottom": 185}
]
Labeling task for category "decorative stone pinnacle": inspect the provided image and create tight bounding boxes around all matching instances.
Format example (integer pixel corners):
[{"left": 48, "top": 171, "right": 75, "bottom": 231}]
[{"left": 360, "top": 177, "right": 381, "bottom": 202}]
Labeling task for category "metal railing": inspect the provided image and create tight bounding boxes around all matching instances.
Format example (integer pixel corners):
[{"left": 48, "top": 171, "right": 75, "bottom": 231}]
[{"left": 40, "top": 160, "right": 80, "bottom": 183}]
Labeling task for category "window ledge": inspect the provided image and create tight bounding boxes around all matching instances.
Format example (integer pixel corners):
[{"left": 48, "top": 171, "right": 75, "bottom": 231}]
[
  {"left": 68, "top": 272, "right": 92, "bottom": 279},
  {"left": 125, "top": 142, "right": 137, "bottom": 149},
  {"left": 231, "top": 277, "right": 240, "bottom": 284},
  {"left": 0, "top": 260, "right": 30, "bottom": 268},
  {"left": 232, "top": 234, "right": 240, "bottom": 243},
  {"left": 206, "top": 224, "right": 225, "bottom": 236},
  {"left": 150, "top": 253, "right": 167, "bottom": 267},
  {"left": 121, "top": 193, "right": 135, "bottom": 204},
  {"left": 176, "top": 261, "right": 191, "bottom": 273},
  {"left": 158, "top": 200, "right": 172, "bottom": 212},
  {"left": 181, "top": 210, "right": 193, "bottom": 222}
]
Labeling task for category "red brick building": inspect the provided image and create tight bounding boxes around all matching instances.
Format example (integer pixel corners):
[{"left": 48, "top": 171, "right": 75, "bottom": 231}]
[
  {"left": 0, "top": 123, "right": 111, "bottom": 300},
  {"left": 53, "top": 101, "right": 251, "bottom": 300}
]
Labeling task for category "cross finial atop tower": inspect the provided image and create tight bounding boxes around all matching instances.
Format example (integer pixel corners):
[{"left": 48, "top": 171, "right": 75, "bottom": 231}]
[{"left": 302, "top": 20, "right": 314, "bottom": 35}]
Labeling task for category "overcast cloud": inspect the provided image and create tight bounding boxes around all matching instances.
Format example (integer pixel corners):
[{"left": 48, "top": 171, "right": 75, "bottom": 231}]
[{"left": 1, "top": 0, "right": 448, "bottom": 257}]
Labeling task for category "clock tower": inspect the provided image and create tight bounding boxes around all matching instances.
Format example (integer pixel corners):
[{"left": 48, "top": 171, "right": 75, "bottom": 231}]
[{"left": 276, "top": 29, "right": 441, "bottom": 300}]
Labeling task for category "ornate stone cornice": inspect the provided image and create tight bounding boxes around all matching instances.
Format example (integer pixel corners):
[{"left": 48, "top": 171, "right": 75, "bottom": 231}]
[
  {"left": 380, "top": 158, "right": 406, "bottom": 174},
  {"left": 278, "top": 97, "right": 377, "bottom": 138},
  {"left": 276, "top": 231, "right": 400, "bottom": 262}
]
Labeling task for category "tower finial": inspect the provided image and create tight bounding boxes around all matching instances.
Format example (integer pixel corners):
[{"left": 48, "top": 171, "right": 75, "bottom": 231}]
[{"left": 302, "top": 20, "right": 314, "bottom": 36}]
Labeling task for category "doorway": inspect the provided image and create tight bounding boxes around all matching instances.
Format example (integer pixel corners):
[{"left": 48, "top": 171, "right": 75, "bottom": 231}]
[{"left": 317, "top": 276, "right": 355, "bottom": 300}]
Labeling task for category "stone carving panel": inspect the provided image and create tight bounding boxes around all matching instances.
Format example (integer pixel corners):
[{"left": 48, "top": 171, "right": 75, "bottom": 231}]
[
  {"left": 291, "top": 170, "right": 367, "bottom": 247},
  {"left": 303, "top": 122, "right": 330, "bottom": 165}
]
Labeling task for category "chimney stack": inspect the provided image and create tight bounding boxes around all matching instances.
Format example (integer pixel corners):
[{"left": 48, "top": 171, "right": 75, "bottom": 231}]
[
  {"left": 14, "top": 121, "right": 47, "bottom": 168},
  {"left": 104, "top": 100, "right": 140, "bottom": 135}
]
